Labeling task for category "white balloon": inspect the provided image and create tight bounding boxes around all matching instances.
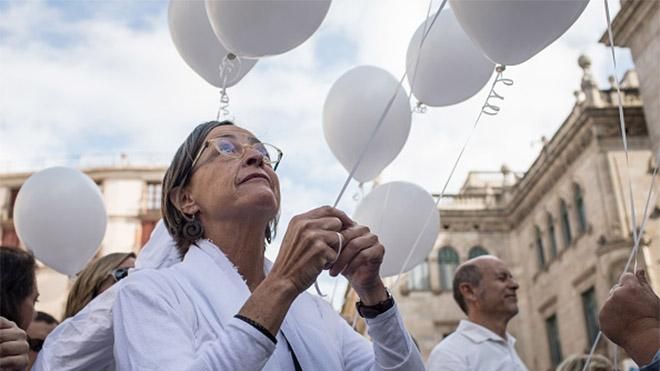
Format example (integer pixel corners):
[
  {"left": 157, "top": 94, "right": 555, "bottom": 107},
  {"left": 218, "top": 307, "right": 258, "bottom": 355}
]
[
  {"left": 14, "top": 167, "right": 107, "bottom": 276},
  {"left": 205, "top": 0, "right": 331, "bottom": 58},
  {"left": 353, "top": 182, "right": 439, "bottom": 277},
  {"left": 406, "top": 9, "right": 494, "bottom": 107},
  {"left": 323, "top": 66, "right": 412, "bottom": 182},
  {"left": 168, "top": 0, "right": 257, "bottom": 88},
  {"left": 450, "top": 0, "right": 589, "bottom": 66}
]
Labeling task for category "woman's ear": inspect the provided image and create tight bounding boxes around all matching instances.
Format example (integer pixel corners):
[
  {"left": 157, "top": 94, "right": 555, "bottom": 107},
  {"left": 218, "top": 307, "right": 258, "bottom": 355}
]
[{"left": 169, "top": 186, "right": 199, "bottom": 216}]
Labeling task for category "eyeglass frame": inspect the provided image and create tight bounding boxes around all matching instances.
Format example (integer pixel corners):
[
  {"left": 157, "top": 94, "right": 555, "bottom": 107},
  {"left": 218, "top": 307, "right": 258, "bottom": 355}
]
[
  {"left": 189, "top": 137, "right": 283, "bottom": 174},
  {"left": 92, "top": 267, "right": 130, "bottom": 298}
]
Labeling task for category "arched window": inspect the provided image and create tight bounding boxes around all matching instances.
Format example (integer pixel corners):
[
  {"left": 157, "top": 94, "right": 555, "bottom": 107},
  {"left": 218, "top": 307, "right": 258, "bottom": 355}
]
[
  {"left": 438, "top": 247, "right": 459, "bottom": 290},
  {"left": 468, "top": 246, "right": 489, "bottom": 259},
  {"left": 573, "top": 183, "right": 587, "bottom": 234},
  {"left": 560, "top": 199, "right": 572, "bottom": 247},
  {"left": 535, "top": 225, "right": 546, "bottom": 268},
  {"left": 408, "top": 261, "right": 430, "bottom": 291},
  {"left": 547, "top": 213, "right": 558, "bottom": 258}
]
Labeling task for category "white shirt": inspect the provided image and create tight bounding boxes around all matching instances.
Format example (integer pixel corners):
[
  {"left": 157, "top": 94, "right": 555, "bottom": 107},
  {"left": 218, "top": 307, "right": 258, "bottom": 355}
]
[
  {"left": 32, "top": 220, "right": 179, "bottom": 371},
  {"left": 113, "top": 240, "right": 424, "bottom": 371},
  {"left": 427, "top": 320, "right": 528, "bottom": 371}
]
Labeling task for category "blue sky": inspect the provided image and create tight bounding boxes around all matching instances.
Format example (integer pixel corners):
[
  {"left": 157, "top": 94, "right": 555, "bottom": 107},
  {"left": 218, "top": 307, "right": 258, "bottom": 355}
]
[{"left": 0, "top": 0, "right": 635, "bottom": 307}]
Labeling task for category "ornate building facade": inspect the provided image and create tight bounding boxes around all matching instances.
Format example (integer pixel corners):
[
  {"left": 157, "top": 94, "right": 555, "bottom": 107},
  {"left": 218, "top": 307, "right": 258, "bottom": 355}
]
[
  {"left": 0, "top": 159, "right": 166, "bottom": 319},
  {"left": 343, "top": 57, "right": 658, "bottom": 371}
]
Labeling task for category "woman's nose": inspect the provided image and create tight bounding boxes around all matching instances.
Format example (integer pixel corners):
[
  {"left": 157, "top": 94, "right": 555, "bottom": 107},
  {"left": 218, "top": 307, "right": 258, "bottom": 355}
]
[{"left": 243, "top": 146, "right": 265, "bottom": 167}]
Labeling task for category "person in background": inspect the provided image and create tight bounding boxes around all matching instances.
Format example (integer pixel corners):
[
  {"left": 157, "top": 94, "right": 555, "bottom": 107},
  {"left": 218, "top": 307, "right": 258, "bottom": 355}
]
[
  {"left": 33, "top": 224, "right": 177, "bottom": 371},
  {"left": 63, "top": 252, "right": 135, "bottom": 318},
  {"left": 26, "top": 312, "right": 59, "bottom": 369},
  {"left": 0, "top": 246, "right": 38, "bottom": 370},
  {"left": 427, "top": 255, "right": 528, "bottom": 371},
  {"left": 599, "top": 269, "right": 659, "bottom": 371}
]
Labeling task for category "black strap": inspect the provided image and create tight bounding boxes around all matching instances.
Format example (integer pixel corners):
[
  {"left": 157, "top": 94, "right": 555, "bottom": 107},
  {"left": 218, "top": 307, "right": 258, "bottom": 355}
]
[{"left": 280, "top": 330, "right": 303, "bottom": 371}]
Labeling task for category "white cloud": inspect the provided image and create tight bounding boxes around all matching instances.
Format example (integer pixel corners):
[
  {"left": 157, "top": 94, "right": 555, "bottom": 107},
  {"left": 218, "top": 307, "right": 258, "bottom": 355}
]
[{"left": 0, "top": 0, "right": 635, "bottom": 309}]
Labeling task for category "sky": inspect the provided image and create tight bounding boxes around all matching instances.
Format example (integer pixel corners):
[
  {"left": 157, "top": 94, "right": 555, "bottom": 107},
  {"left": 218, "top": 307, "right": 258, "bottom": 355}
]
[{"left": 0, "top": 0, "right": 634, "bottom": 308}]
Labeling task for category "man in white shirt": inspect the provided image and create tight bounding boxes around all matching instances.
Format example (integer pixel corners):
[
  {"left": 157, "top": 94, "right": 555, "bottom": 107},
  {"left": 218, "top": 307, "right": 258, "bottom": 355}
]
[{"left": 427, "top": 255, "right": 528, "bottom": 371}]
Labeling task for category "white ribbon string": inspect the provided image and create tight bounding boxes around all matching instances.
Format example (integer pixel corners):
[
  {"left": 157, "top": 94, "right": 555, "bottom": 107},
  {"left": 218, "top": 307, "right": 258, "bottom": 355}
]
[
  {"left": 390, "top": 67, "right": 513, "bottom": 290},
  {"left": 331, "top": 0, "right": 447, "bottom": 209},
  {"left": 319, "top": 0, "right": 447, "bottom": 299},
  {"left": 216, "top": 54, "right": 241, "bottom": 121},
  {"left": 582, "top": 2, "right": 650, "bottom": 368}
]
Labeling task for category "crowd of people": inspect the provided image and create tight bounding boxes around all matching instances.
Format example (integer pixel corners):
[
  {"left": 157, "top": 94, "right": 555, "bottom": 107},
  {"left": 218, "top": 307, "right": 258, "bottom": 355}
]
[{"left": 1, "top": 120, "right": 658, "bottom": 371}]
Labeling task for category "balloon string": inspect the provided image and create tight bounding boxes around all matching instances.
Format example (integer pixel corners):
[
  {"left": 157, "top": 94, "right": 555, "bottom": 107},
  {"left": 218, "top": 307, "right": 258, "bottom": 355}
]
[
  {"left": 581, "top": 165, "right": 657, "bottom": 371},
  {"left": 216, "top": 54, "right": 241, "bottom": 121},
  {"left": 604, "top": 0, "right": 639, "bottom": 249},
  {"left": 322, "top": 0, "right": 446, "bottom": 299},
  {"left": 390, "top": 67, "right": 512, "bottom": 291},
  {"left": 331, "top": 0, "right": 447, "bottom": 210},
  {"left": 582, "top": 2, "right": 647, "bottom": 368}
]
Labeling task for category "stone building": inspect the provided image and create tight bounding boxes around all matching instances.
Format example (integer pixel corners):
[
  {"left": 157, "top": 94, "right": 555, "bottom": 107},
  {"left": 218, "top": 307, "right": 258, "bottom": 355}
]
[
  {"left": 602, "top": 0, "right": 660, "bottom": 156},
  {"left": 343, "top": 57, "right": 658, "bottom": 371},
  {"left": 0, "top": 157, "right": 166, "bottom": 319}
]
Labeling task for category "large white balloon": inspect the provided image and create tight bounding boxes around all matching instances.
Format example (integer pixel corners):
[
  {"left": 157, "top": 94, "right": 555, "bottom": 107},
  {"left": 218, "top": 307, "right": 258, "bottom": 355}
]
[
  {"left": 353, "top": 182, "right": 439, "bottom": 277},
  {"left": 168, "top": 0, "right": 257, "bottom": 88},
  {"left": 205, "top": 0, "right": 331, "bottom": 58},
  {"left": 406, "top": 9, "right": 494, "bottom": 107},
  {"left": 14, "top": 167, "right": 107, "bottom": 276},
  {"left": 450, "top": 0, "right": 589, "bottom": 65},
  {"left": 323, "top": 66, "right": 412, "bottom": 182}
]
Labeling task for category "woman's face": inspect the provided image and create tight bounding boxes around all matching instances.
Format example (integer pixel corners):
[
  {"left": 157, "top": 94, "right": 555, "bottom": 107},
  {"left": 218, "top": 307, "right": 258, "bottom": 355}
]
[
  {"left": 185, "top": 125, "right": 281, "bottom": 224},
  {"left": 18, "top": 281, "right": 38, "bottom": 331}
]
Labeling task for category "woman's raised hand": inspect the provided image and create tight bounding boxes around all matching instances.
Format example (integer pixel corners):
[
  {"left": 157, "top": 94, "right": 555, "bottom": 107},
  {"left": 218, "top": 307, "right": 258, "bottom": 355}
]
[
  {"left": 269, "top": 206, "right": 353, "bottom": 295},
  {"left": 329, "top": 225, "right": 388, "bottom": 305}
]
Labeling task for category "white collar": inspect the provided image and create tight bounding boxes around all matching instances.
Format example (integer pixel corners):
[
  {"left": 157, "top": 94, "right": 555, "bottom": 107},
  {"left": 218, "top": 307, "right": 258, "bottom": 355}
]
[{"left": 457, "top": 319, "right": 516, "bottom": 346}]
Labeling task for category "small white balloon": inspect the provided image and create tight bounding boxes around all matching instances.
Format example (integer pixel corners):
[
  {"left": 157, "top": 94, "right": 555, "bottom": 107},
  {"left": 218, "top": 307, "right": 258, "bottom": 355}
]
[
  {"left": 323, "top": 66, "right": 412, "bottom": 183},
  {"left": 406, "top": 9, "right": 494, "bottom": 107},
  {"left": 450, "top": 0, "right": 589, "bottom": 65},
  {"left": 353, "top": 181, "right": 439, "bottom": 277},
  {"left": 13, "top": 167, "right": 107, "bottom": 276},
  {"left": 205, "top": 0, "right": 331, "bottom": 58},
  {"left": 168, "top": 0, "right": 257, "bottom": 88}
]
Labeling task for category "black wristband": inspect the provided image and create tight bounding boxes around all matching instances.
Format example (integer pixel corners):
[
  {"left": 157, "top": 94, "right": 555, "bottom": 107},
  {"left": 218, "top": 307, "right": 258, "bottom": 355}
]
[
  {"left": 356, "top": 289, "right": 395, "bottom": 319},
  {"left": 234, "top": 314, "right": 277, "bottom": 344}
]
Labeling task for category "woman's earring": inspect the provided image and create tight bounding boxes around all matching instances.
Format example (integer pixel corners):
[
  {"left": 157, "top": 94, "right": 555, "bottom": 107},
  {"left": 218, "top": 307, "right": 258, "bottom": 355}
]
[{"left": 182, "top": 212, "right": 204, "bottom": 242}]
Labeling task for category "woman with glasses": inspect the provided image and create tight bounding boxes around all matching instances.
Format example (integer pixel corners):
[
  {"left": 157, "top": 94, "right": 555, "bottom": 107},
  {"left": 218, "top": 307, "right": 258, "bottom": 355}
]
[
  {"left": 112, "top": 120, "right": 424, "bottom": 370},
  {"left": 64, "top": 252, "right": 136, "bottom": 319}
]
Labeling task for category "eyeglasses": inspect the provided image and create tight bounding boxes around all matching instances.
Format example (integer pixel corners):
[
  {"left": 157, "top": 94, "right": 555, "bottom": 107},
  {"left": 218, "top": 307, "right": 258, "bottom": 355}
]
[
  {"left": 28, "top": 337, "right": 44, "bottom": 352},
  {"left": 190, "top": 137, "right": 283, "bottom": 172},
  {"left": 109, "top": 267, "right": 129, "bottom": 283}
]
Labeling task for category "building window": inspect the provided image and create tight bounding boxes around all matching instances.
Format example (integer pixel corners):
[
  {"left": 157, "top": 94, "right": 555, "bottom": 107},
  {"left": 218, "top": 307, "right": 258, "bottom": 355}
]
[
  {"left": 144, "top": 182, "right": 162, "bottom": 211},
  {"left": 581, "top": 287, "right": 599, "bottom": 347},
  {"left": 535, "top": 225, "right": 546, "bottom": 268},
  {"left": 438, "top": 247, "right": 459, "bottom": 290},
  {"left": 545, "top": 314, "right": 563, "bottom": 367},
  {"left": 468, "top": 246, "right": 489, "bottom": 259},
  {"left": 573, "top": 183, "right": 587, "bottom": 234},
  {"left": 547, "top": 213, "right": 558, "bottom": 258},
  {"left": 560, "top": 199, "right": 572, "bottom": 247},
  {"left": 7, "top": 187, "right": 20, "bottom": 219},
  {"left": 408, "top": 261, "right": 430, "bottom": 291}
]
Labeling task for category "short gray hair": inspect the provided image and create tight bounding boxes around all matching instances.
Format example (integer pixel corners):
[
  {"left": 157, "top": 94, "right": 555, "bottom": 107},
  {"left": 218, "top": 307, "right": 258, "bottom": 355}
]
[{"left": 452, "top": 263, "right": 482, "bottom": 314}]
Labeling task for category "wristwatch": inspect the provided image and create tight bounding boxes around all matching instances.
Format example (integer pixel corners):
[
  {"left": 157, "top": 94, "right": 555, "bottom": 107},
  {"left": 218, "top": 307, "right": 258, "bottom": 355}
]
[{"left": 355, "top": 289, "right": 395, "bottom": 319}]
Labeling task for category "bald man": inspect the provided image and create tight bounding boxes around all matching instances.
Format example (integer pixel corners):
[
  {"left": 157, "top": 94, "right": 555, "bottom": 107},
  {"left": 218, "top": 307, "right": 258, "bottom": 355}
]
[{"left": 427, "top": 256, "right": 528, "bottom": 371}]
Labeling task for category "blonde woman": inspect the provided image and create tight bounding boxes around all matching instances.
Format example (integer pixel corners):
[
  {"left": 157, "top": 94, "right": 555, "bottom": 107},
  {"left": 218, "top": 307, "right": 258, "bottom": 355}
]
[{"left": 64, "top": 252, "right": 136, "bottom": 318}]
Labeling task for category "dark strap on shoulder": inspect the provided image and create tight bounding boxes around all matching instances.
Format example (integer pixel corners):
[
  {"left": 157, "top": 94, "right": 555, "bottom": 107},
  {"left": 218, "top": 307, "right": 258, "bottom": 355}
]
[{"left": 280, "top": 330, "right": 303, "bottom": 371}]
